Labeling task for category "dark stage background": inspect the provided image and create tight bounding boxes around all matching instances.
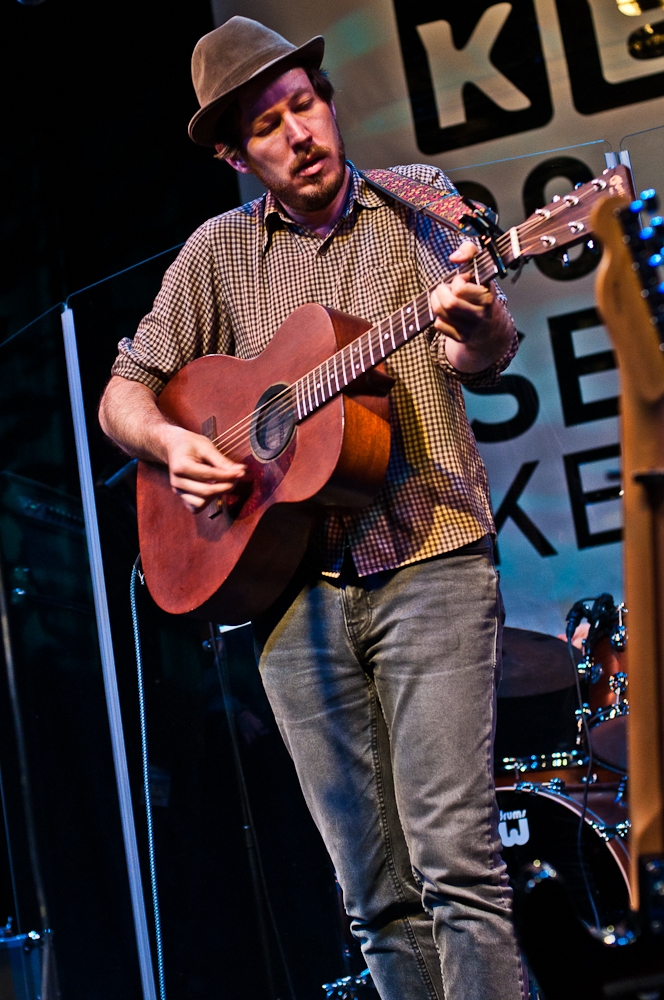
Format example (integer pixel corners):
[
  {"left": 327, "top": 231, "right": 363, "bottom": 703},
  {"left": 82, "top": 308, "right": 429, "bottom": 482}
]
[{"left": 0, "top": 2, "right": 344, "bottom": 997}]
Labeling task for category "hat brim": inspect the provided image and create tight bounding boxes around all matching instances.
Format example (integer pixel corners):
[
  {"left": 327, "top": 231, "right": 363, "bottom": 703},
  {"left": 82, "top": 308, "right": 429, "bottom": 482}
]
[{"left": 188, "top": 34, "right": 325, "bottom": 148}]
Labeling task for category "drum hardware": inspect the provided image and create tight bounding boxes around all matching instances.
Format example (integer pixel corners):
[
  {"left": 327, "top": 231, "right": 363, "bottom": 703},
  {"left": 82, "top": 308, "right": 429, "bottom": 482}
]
[
  {"left": 615, "top": 774, "right": 628, "bottom": 805},
  {"left": 497, "top": 784, "right": 632, "bottom": 928},
  {"left": 578, "top": 656, "right": 602, "bottom": 686},
  {"left": 575, "top": 703, "right": 592, "bottom": 746},
  {"left": 499, "top": 750, "right": 589, "bottom": 778},
  {"left": 610, "top": 603, "right": 628, "bottom": 651},
  {"left": 567, "top": 594, "right": 630, "bottom": 773},
  {"left": 588, "top": 818, "right": 631, "bottom": 843}
]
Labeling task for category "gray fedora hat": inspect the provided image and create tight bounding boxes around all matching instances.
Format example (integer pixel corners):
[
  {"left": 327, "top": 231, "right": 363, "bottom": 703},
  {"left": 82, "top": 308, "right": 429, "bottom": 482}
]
[{"left": 188, "top": 16, "right": 325, "bottom": 147}]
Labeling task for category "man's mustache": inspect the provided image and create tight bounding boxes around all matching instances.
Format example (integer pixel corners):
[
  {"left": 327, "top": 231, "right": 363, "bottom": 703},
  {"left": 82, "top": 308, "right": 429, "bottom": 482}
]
[{"left": 290, "top": 146, "right": 331, "bottom": 177}]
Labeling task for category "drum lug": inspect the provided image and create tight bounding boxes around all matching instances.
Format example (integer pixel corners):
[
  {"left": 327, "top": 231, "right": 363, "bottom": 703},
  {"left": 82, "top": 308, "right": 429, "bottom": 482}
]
[
  {"left": 615, "top": 774, "right": 628, "bottom": 805},
  {"left": 575, "top": 703, "right": 591, "bottom": 744},
  {"left": 514, "top": 781, "right": 538, "bottom": 793},
  {"left": 609, "top": 603, "right": 628, "bottom": 651},
  {"left": 589, "top": 818, "right": 631, "bottom": 842},
  {"left": 543, "top": 776, "right": 566, "bottom": 794},
  {"left": 609, "top": 671, "right": 628, "bottom": 698}
]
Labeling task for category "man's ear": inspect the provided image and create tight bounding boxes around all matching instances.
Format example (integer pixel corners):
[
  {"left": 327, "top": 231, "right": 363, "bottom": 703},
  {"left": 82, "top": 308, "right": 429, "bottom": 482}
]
[
  {"left": 217, "top": 146, "right": 252, "bottom": 174},
  {"left": 330, "top": 99, "right": 337, "bottom": 120}
]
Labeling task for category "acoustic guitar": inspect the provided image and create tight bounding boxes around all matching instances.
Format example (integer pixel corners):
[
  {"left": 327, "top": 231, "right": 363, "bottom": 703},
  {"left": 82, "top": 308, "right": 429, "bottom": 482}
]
[
  {"left": 137, "top": 165, "right": 632, "bottom": 624},
  {"left": 512, "top": 191, "right": 664, "bottom": 998}
]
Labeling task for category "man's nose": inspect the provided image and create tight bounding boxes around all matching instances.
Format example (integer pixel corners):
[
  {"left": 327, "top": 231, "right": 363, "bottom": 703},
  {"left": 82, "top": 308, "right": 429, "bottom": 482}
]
[{"left": 284, "top": 112, "right": 311, "bottom": 147}]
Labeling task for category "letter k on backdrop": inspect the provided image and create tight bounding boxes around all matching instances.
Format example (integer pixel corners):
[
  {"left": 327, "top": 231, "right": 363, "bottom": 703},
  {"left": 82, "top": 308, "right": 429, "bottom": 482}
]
[{"left": 393, "top": 0, "right": 553, "bottom": 153}]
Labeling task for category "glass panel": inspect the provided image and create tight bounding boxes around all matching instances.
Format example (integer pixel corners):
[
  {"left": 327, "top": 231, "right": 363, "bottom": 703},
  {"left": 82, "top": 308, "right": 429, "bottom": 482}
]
[
  {"left": 621, "top": 122, "right": 664, "bottom": 200},
  {"left": 0, "top": 313, "right": 140, "bottom": 999}
]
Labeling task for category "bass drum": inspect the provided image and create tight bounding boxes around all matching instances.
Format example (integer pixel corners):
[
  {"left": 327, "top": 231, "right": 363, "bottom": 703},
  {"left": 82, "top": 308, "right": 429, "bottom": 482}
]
[{"left": 496, "top": 785, "right": 631, "bottom": 928}]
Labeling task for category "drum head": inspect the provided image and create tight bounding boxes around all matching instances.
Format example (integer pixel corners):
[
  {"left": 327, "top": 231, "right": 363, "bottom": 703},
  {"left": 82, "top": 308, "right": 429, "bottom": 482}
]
[{"left": 496, "top": 787, "right": 630, "bottom": 928}]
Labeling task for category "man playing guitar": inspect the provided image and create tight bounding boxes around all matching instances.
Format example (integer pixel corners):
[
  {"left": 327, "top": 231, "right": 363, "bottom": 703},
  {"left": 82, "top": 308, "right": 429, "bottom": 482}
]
[{"left": 99, "top": 17, "right": 524, "bottom": 1000}]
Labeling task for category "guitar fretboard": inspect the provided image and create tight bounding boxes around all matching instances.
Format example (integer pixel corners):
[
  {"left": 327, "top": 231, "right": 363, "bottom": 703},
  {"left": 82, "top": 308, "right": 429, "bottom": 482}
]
[{"left": 293, "top": 247, "right": 503, "bottom": 421}]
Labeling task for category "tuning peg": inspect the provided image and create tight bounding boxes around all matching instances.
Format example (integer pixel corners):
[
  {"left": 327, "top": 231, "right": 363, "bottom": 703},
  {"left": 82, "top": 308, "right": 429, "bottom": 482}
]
[
  {"left": 586, "top": 239, "right": 600, "bottom": 255},
  {"left": 640, "top": 188, "right": 659, "bottom": 211},
  {"left": 628, "top": 199, "right": 644, "bottom": 214}
]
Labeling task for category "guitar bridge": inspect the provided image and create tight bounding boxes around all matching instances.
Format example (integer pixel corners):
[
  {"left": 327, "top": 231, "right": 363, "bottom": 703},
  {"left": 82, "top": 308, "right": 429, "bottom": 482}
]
[{"left": 202, "top": 416, "right": 217, "bottom": 441}]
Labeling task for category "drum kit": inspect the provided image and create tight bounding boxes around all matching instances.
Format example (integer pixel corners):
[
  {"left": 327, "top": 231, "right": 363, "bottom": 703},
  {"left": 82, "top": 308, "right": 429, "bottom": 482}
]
[{"left": 495, "top": 594, "right": 631, "bottom": 931}]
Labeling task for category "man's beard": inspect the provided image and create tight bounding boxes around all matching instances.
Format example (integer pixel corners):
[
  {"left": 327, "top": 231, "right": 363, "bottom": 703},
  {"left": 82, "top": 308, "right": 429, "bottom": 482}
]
[{"left": 247, "top": 131, "right": 347, "bottom": 215}]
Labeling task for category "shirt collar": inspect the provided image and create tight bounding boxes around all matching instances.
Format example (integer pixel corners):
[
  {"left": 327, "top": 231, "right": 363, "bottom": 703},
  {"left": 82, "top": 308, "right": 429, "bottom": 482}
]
[{"left": 261, "top": 161, "right": 383, "bottom": 252}]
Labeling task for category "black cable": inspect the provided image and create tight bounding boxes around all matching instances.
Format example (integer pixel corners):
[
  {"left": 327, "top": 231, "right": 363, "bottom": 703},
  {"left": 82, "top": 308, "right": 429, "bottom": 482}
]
[
  {"left": 130, "top": 557, "right": 166, "bottom": 1000},
  {"left": 208, "top": 624, "right": 298, "bottom": 1000},
  {"left": 566, "top": 619, "right": 601, "bottom": 930}
]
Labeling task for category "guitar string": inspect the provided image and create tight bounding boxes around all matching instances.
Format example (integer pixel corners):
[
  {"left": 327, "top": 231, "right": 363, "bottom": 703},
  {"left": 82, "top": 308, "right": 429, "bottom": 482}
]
[{"left": 207, "top": 185, "right": 604, "bottom": 458}]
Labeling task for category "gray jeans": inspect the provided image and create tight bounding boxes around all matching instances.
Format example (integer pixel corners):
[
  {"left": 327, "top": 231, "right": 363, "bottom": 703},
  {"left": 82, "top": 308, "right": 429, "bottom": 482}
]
[{"left": 254, "top": 541, "right": 525, "bottom": 1000}]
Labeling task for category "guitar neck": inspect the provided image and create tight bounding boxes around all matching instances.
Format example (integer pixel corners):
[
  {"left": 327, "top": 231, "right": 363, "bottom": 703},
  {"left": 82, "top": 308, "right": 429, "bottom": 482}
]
[
  {"left": 293, "top": 242, "right": 505, "bottom": 422},
  {"left": 292, "top": 165, "right": 633, "bottom": 422}
]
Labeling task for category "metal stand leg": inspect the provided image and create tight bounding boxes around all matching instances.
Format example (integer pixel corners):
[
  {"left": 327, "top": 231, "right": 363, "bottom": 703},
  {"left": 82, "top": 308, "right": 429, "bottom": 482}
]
[{"left": 61, "top": 306, "right": 157, "bottom": 1000}]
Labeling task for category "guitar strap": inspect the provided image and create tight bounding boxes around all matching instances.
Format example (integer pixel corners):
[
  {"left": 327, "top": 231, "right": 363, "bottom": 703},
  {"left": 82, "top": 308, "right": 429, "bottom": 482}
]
[{"left": 361, "top": 168, "right": 471, "bottom": 234}]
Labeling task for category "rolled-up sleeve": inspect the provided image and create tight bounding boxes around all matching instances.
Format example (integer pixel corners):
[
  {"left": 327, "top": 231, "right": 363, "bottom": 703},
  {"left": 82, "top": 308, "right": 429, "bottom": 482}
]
[{"left": 111, "top": 221, "right": 233, "bottom": 394}]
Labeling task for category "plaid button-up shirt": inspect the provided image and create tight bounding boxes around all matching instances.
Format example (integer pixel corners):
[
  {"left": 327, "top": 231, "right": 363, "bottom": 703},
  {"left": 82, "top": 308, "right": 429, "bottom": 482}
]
[{"left": 112, "top": 162, "right": 517, "bottom": 576}]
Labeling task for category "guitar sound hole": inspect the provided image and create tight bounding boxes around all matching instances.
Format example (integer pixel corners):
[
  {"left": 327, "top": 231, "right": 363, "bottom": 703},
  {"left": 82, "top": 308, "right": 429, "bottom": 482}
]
[{"left": 249, "top": 383, "right": 296, "bottom": 462}]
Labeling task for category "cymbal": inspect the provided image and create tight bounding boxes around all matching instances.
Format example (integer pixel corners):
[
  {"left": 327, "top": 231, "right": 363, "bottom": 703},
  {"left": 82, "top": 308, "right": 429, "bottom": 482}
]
[{"left": 497, "top": 627, "right": 580, "bottom": 698}]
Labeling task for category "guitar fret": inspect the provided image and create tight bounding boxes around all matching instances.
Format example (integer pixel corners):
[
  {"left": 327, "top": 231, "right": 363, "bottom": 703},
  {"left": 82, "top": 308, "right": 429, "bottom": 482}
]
[
  {"left": 296, "top": 381, "right": 303, "bottom": 420},
  {"left": 417, "top": 293, "right": 429, "bottom": 328},
  {"left": 368, "top": 329, "right": 375, "bottom": 366},
  {"left": 378, "top": 322, "right": 386, "bottom": 358},
  {"left": 401, "top": 308, "right": 408, "bottom": 341},
  {"left": 306, "top": 372, "right": 314, "bottom": 412},
  {"left": 313, "top": 369, "right": 320, "bottom": 407},
  {"left": 333, "top": 354, "right": 340, "bottom": 392},
  {"left": 341, "top": 347, "right": 349, "bottom": 385},
  {"left": 389, "top": 315, "right": 396, "bottom": 351},
  {"left": 358, "top": 340, "right": 365, "bottom": 373}
]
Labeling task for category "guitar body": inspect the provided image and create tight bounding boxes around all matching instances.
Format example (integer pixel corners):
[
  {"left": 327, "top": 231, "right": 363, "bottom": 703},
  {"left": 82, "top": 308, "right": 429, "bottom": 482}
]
[{"left": 137, "top": 303, "right": 392, "bottom": 623}]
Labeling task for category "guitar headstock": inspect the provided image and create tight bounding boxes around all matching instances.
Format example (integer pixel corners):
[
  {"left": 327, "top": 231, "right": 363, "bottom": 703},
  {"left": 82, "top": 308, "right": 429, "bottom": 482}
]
[
  {"left": 615, "top": 188, "right": 664, "bottom": 343},
  {"left": 517, "top": 164, "right": 634, "bottom": 260}
]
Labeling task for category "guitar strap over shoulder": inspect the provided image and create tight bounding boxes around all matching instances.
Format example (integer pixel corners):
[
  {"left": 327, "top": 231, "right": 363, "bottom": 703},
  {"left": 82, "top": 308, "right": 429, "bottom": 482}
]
[{"left": 361, "top": 168, "right": 470, "bottom": 235}]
